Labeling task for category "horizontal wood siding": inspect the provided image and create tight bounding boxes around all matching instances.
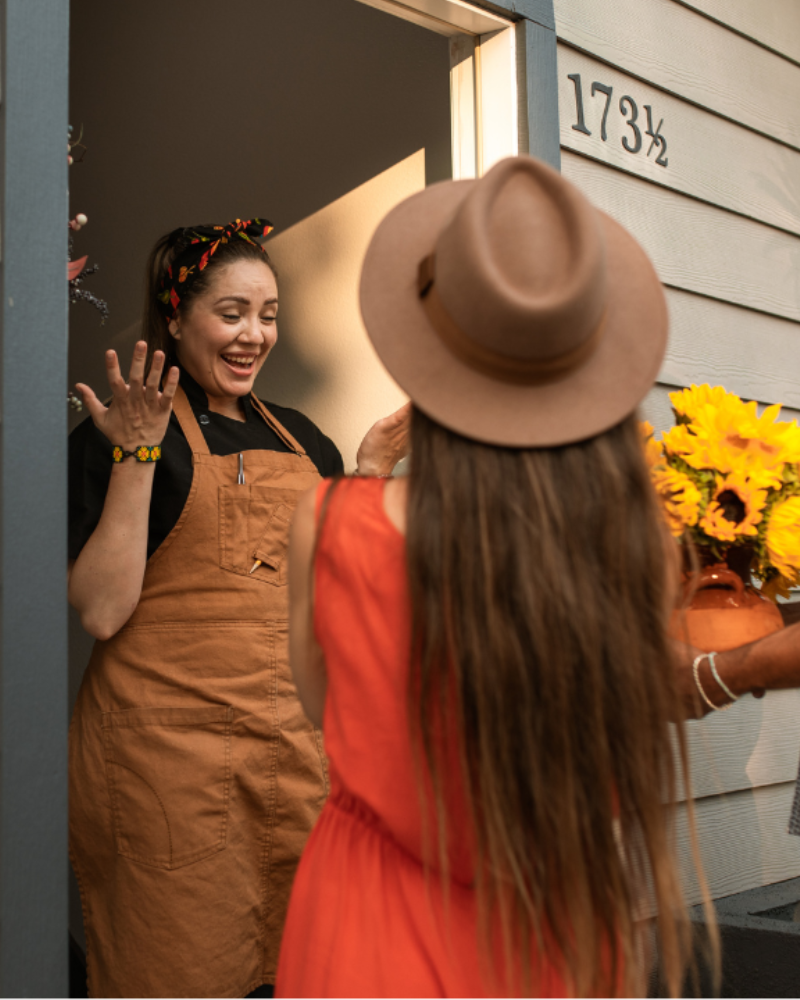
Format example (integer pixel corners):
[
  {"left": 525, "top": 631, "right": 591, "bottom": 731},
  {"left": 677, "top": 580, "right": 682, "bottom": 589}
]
[
  {"left": 555, "top": 0, "right": 800, "bottom": 900},
  {"left": 562, "top": 152, "right": 800, "bottom": 323},
  {"left": 681, "top": 692, "right": 800, "bottom": 802},
  {"left": 661, "top": 291, "right": 800, "bottom": 411},
  {"left": 672, "top": 0, "right": 800, "bottom": 65},
  {"left": 677, "top": 782, "right": 800, "bottom": 905},
  {"left": 554, "top": 0, "right": 800, "bottom": 148},
  {"left": 558, "top": 46, "right": 800, "bottom": 235}
]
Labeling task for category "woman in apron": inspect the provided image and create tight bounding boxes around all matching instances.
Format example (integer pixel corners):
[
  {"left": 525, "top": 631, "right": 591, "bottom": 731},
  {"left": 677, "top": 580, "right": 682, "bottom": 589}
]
[{"left": 67, "top": 219, "right": 408, "bottom": 998}]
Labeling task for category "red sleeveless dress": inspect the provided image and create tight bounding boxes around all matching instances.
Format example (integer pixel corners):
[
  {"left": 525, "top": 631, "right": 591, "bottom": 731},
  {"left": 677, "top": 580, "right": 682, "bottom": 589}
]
[{"left": 275, "top": 478, "right": 567, "bottom": 998}]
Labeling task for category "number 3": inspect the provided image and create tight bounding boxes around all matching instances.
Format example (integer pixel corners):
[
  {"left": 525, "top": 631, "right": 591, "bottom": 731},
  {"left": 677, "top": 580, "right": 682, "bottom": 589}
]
[{"left": 619, "top": 96, "right": 642, "bottom": 154}]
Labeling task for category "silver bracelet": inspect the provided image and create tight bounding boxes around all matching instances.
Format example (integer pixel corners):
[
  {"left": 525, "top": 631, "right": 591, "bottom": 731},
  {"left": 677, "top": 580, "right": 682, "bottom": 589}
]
[
  {"left": 692, "top": 653, "right": 733, "bottom": 712},
  {"left": 708, "top": 651, "right": 739, "bottom": 703}
]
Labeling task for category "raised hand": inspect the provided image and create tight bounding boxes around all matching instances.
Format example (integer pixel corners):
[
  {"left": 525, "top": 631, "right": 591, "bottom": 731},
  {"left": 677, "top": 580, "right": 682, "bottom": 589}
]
[
  {"left": 75, "top": 341, "right": 179, "bottom": 450},
  {"left": 355, "top": 402, "right": 412, "bottom": 477}
]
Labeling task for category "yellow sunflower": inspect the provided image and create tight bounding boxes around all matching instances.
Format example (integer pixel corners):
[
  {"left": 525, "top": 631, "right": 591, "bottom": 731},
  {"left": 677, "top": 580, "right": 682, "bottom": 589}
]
[
  {"left": 669, "top": 384, "right": 731, "bottom": 422},
  {"left": 699, "top": 473, "right": 767, "bottom": 542},
  {"left": 762, "top": 573, "right": 798, "bottom": 602},
  {"left": 651, "top": 466, "right": 702, "bottom": 536},
  {"left": 766, "top": 496, "right": 800, "bottom": 582},
  {"left": 663, "top": 386, "right": 800, "bottom": 486},
  {"left": 639, "top": 421, "right": 663, "bottom": 470}
]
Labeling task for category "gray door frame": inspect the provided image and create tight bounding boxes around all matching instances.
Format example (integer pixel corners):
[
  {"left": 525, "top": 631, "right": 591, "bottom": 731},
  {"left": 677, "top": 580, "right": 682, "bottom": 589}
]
[
  {"left": 0, "top": 0, "right": 70, "bottom": 995},
  {"left": 466, "top": 0, "right": 559, "bottom": 168}
]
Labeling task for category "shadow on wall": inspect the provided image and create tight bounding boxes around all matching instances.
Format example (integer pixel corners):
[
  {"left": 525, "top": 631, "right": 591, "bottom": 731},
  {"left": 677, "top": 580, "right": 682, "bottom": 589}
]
[
  {"left": 258, "top": 150, "right": 426, "bottom": 468},
  {"left": 68, "top": 2, "right": 451, "bottom": 949},
  {"left": 68, "top": 0, "right": 452, "bottom": 429}
]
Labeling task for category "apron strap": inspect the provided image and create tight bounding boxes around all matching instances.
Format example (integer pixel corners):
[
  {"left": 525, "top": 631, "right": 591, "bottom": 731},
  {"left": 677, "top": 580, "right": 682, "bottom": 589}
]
[
  {"left": 172, "top": 386, "right": 211, "bottom": 456},
  {"left": 250, "top": 394, "right": 308, "bottom": 457},
  {"left": 172, "top": 385, "right": 309, "bottom": 459}
]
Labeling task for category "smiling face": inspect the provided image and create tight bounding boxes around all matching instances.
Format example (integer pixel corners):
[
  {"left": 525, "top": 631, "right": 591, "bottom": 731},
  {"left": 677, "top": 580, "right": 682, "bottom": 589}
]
[{"left": 168, "top": 259, "right": 278, "bottom": 410}]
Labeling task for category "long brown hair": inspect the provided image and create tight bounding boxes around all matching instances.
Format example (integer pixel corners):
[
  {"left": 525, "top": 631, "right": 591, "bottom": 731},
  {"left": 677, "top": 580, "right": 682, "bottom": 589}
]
[
  {"left": 142, "top": 227, "right": 277, "bottom": 371},
  {"left": 406, "top": 405, "right": 714, "bottom": 997}
]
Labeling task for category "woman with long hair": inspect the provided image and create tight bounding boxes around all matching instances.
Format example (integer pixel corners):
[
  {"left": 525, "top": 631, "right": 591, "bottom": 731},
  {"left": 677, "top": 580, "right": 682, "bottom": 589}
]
[
  {"left": 68, "top": 220, "right": 408, "bottom": 997},
  {"left": 276, "top": 158, "right": 800, "bottom": 997}
]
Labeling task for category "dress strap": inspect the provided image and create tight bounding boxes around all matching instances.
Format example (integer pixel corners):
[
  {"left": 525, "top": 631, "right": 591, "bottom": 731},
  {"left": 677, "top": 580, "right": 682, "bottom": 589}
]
[
  {"left": 250, "top": 394, "right": 308, "bottom": 456},
  {"left": 171, "top": 387, "right": 211, "bottom": 456}
]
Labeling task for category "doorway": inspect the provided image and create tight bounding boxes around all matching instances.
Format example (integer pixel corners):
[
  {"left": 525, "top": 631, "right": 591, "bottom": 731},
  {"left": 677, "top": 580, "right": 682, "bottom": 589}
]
[{"left": 67, "top": 0, "right": 520, "bottom": 982}]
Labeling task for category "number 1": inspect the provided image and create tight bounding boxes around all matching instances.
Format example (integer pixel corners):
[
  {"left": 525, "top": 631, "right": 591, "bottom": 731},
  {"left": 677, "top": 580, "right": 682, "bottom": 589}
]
[{"left": 567, "top": 74, "right": 591, "bottom": 136}]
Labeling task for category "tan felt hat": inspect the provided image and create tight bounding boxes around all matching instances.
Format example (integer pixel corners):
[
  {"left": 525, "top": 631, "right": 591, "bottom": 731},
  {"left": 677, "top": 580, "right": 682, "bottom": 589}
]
[{"left": 359, "top": 155, "right": 668, "bottom": 447}]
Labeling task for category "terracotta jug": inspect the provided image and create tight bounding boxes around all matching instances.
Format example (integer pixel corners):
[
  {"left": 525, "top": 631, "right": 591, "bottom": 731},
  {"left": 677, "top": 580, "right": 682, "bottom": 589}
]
[{"left": 672, "top": 563, "right": 784, "bottom": 652}]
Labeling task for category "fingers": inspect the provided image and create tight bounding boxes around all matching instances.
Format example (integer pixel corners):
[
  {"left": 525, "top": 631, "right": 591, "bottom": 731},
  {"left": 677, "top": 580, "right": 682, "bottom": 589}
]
[
  {"left": 105, "top": 350, "right": 127, "bottom": 400},
  {"left": 392, "top": 401, "right": 413, "bottom": 424},
  {"left": 128, "top": 340, "right": 147, "bottom": 389},
  {"left": 145, "top": 351, "right": 165, "bottom": 405},
  {"left": 159, "top": 366, "right": 180, "bottom": 410},
  {"left": 75, "top": 383, "right": 107, "bottom": 425}
]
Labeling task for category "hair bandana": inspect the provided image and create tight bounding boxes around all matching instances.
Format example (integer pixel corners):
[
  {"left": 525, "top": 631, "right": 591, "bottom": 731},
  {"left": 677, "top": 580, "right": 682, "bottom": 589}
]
[{"left": 157, "top": 218, "right": 274, "bottom": 318}]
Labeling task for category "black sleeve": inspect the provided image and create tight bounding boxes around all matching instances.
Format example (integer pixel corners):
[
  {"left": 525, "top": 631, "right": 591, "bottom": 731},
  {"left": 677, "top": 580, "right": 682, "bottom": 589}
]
[
  {"left": 318, "top": 429, "right": 344, "bottom": 477},
  {"left": 260, "top": 401, "right": 344, "bottom": 478},
  {"left": 68, "top": 416, "right": 114, "bottom": 561}
]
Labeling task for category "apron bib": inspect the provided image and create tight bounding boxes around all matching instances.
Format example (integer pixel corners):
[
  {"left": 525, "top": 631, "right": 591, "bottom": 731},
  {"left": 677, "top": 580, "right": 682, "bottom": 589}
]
[{"left": 70, "top": 387, "right": 327, "bottom": 998}]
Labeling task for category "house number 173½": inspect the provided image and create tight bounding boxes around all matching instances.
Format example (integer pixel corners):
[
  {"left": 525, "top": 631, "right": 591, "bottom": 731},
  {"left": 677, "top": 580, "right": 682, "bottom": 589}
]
[{"left": 567, "top": 73, "right": 668, "bottom": 168}]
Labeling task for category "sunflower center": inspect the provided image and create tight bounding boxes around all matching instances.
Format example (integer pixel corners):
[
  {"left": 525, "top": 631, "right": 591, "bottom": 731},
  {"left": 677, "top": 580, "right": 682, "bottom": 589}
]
[{"left": 717, "top": 489, "right": 746, "bottom": 524}]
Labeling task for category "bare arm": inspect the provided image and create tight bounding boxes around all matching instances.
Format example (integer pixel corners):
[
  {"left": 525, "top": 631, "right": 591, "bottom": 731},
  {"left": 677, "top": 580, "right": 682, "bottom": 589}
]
[
  {"left": 355, "top": 402, "right": 411, "bottom": 476},
  {"left": 68, "top": 342, "right": 179, "bottom": 640},
  {"left": 287, "top": 486, "right": 327, "bottom": 727},
  {"left": 676, "top": 621, "right": 800, "bottom": 718}
]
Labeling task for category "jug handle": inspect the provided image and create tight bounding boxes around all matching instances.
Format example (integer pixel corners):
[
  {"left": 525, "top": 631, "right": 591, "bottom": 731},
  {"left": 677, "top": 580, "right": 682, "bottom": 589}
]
[{"left": 695, "top": 565, "right": 746, "bottom": 604}]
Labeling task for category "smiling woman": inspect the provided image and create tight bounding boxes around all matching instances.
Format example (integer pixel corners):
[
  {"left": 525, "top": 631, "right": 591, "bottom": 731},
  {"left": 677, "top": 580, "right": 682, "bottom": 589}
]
[{"left": 66, "top": 219, "right": 410, "bottom": 999}]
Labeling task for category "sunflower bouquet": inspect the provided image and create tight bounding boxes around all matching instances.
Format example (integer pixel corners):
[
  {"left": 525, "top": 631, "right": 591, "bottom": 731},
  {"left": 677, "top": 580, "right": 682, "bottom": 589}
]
[{"left": 642, "top": 385, "right": 800, "bottom": 601}]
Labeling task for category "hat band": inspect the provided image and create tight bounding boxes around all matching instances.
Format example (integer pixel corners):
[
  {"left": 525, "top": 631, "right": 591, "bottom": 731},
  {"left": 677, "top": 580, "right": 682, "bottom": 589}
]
[{"left": 418, "top": 254, "right": 604, "bottom": 386}]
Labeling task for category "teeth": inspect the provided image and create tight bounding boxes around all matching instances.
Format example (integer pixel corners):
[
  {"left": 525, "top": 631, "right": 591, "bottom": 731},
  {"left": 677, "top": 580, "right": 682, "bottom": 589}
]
[{"left": 222, "top": 355, "right": 254, "bottom": 367}]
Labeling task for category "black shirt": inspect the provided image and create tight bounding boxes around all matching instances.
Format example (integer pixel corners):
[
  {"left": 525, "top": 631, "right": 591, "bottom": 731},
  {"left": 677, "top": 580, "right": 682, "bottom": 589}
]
[{"left": 68, "top": 366, "right": 344, "bottom": 560}]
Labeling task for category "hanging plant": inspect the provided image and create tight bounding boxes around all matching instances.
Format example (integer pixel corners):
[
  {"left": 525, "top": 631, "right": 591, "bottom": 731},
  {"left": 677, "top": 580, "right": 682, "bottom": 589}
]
[{"left": 67, "top": 126, "right": 109, "bottom": 411}]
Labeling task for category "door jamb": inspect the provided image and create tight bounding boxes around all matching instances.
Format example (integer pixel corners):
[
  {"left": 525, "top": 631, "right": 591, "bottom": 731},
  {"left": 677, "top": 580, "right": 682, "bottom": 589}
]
[
  {"left": 355, "top": 0, "right": 560, "bottom": 173},
  {"left": 0, "top": 0, "right": 69, "bottom": 995}
]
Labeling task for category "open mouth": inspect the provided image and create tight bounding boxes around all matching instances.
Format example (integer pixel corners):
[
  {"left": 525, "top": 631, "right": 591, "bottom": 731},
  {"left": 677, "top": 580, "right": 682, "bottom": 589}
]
[{"left": 221, "top": 353, "right": 257, "bottom": 376}]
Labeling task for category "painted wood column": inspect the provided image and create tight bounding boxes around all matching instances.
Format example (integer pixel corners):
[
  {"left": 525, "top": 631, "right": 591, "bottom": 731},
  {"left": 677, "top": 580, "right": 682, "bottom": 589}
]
[
  {"left": 466, "top": 0, "right": 560, "bottom": 169},
  {"left": 0, "top": 0, "right": 69, "bottom": 995}
]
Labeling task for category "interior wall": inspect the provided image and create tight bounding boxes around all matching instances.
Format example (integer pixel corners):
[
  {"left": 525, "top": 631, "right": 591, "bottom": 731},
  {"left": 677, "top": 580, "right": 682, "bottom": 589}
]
[
  {"left": 68, "top": 0, "right": 451, "bottom": 687},
  {"left": 68, "top": 0, "right": 452, "bottom": 951},
  {"left": 68, "top": 0, "right": 451, "bottom": 429}
]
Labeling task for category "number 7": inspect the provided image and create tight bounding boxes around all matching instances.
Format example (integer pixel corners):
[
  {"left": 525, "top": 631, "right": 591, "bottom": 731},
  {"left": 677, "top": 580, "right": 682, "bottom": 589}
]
[{"left": 591, "top": 83, "right": 613, "bottom": 142}]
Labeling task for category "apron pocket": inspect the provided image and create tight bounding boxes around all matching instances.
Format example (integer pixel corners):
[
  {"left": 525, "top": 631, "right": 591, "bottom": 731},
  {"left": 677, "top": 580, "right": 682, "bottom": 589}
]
[
  {"left": 251, "top": 503, "right": 293, "bottom": 586},
  {"left": 102, "top": 705, "right": 233, "bottom": 870},
  {"left": 219, "top": 485, "right": 300, "bottom": 586}
]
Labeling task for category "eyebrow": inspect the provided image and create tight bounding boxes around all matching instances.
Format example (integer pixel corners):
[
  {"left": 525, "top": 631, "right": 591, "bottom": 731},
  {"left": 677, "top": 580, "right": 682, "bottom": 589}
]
[{"left": 214, "top": 295, "right": 278, "bottom": 307}]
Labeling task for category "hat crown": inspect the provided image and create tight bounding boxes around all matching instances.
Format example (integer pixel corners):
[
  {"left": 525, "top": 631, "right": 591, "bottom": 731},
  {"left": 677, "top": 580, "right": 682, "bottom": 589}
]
[{"left": 434, "top": 158, "right": 607, "bottom": 363}]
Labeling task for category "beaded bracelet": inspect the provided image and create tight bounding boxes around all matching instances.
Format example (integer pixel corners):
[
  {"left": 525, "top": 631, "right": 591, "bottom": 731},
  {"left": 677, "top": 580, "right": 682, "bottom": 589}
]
[{"left": 112, "top": 445, "right": 162, "bottom": 463}]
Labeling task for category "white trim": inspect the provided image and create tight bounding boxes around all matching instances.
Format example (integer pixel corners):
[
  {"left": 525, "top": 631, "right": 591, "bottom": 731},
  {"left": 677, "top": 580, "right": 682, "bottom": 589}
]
[
  {"left": 356, "top": 0, "right": 519, "bottom": 178},
  {"left": 475, "top": 26, "right": 518, "bottom": 173},
  {"left": 450, "top": 34, "right": 478, "bottom": 178},
  {"left": 354, "top": 0, "right": 510, "bottom": 36}
]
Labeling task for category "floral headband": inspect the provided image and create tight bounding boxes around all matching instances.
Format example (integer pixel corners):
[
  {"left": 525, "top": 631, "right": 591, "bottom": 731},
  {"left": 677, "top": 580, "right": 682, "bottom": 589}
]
[{"left": 157, "top": 217, "right": 274, "bottom": 319}]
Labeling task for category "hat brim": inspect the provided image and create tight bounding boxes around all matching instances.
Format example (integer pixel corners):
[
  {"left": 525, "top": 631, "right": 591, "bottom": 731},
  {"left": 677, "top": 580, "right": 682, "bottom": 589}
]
[{"left": 359, "top": 178, "right": 668, "bottom": 447}]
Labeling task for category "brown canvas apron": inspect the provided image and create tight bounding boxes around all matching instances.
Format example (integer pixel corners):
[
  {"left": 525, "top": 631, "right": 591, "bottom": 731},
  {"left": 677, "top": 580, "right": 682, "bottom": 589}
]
[{"left": 69, "top": 387, "right": 328, "bottom": 998}]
